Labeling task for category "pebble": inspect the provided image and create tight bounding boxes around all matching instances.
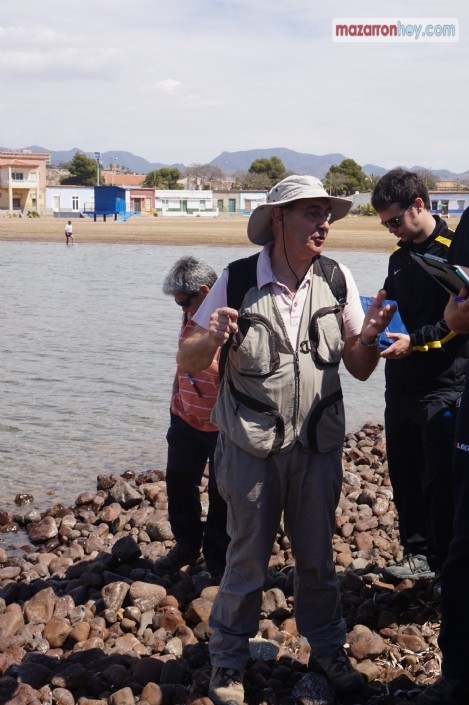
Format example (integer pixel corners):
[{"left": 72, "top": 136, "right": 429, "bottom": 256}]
[{"left": 0, "top": 422, "right": 442, "bottom": 704}]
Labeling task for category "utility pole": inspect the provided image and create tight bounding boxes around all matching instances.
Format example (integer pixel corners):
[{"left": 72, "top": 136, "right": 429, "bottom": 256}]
[{"left": 94, "top": 152, "right": 101, "bottom": 186}]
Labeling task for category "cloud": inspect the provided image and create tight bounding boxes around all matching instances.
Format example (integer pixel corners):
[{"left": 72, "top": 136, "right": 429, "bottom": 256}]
[
  {"left": 0, "top": 0, "right": 468, "bottom": 171},
  {"left": 0, "top": 24, "right": 119, "bottom": 79},
  {"left": 154, "top": 79, "right": 182, "bottom": 95}
]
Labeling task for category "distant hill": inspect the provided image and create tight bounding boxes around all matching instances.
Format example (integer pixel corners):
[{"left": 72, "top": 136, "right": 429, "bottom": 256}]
[
  {"left": 1, "top": 145, "right": 467, "bottom": 181},
  {"left": 209, "top": 148, "right": 347, "bottom": 178},
  {"left": 1, "top": 145, "right": 185, "bottom": 174},
  {"left": 362, "top": 164, "right": 388, "bottom": 177}
]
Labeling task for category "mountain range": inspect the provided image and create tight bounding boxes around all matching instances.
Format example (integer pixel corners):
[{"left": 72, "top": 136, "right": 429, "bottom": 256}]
[{"left": 4, "top": 145, "right": 469, "bottom": 182}]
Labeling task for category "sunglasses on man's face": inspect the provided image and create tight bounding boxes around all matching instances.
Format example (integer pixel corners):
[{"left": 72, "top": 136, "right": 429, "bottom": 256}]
[
  {"left": 380, "top": 205, "right": 413, "bottom": 230},
  {"left": 175, "top": 292, "right": 196, "bottom": 308}
]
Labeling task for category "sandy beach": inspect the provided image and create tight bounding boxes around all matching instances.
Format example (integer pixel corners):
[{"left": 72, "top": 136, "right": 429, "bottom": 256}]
[{"left": 0, "top": 213, "right": 438, "bottom": 252}]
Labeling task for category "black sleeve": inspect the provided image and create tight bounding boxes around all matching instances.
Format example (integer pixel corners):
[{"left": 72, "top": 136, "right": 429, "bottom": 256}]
[{"left": 448, "top": 208, "right": 469, "bottom": 266}]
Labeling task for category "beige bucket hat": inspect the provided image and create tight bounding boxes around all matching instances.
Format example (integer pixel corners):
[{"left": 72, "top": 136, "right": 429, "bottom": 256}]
[{"left": 247, "top": 174, "right": 352, "bottom": 245}]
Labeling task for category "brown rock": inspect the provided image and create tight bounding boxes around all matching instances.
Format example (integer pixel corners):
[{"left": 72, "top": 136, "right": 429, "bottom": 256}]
[
  {"left": 101, "top": 581, "right": 131, "bottom": 611},
  {"left": 396, "top": 632, "right": 428, "bottom": 653},
  {"left": 43, "top": 617, "right": 72, "bottom": 648},
  {"left": 354, "top": 533, "right": 374, "bottom": 551},
  {"left": 146, "top": 519, "right": 173, "bottom": 542},
  {"left": 153, "top": 606, "right": 186, "bottom": 633},
  {"left": 51, "top": 688, "right": 75, "bottom": 705},
  {"left": 66, "top": 620, "right": 91, "bottom": 645},
  {"left": 140, "top": 682, "right": 164, "bottom": 705},
  {"left": 348, "top": 627, "right": 386, "bottom": 660},
  {"left": 24, "top": 588, "right": 57, "bottom": 625},
  {"left": 185, "top": 598, "right": 213, "bottom": 626},
  {"left": 354, "top": 516, "right": 379, "bottom": 532},
  {"left": 108, "top": 480, "right": 142, "bottom": 509},
  {"left": 261, "top": 587, "right": 288, "bottom": 616},
  {"left": 129, "top": 581, "right": 166, "bottom": 611},
  {"left": 0, "top": 604, "right": 25, "bottom": 635},
  {"left": 356, "top": 658, "right": 381, "bottom": 682},
  {"left": 108, "top": 687, "right": 136, "bottom": 705},
  {"left": 2, "top": 682, "right": 42, "bottom": 705},
  {"left": 27, "top": 516, "right": 58, "bottom": 543}
]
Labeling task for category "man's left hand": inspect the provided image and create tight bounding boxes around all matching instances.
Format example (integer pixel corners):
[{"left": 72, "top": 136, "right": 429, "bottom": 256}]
[{"left": 360, "top": 289, "right": 396, "bottom": 343}]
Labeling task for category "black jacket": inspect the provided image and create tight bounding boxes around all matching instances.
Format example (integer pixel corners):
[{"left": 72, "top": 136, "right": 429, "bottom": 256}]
[
  {"left": 448, "top": 207, "right": 469, "bottom": 267},
  {"left": 383, "top": 216, "right": 469, "bottom": 394}
]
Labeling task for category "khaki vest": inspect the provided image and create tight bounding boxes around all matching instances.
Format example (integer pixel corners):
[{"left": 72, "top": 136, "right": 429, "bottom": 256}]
[{"left": 212, "top": 269, "right": 346, "bottom": 457}]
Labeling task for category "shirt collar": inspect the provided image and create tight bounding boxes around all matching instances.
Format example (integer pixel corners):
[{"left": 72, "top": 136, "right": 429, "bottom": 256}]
[{"left": 257, "top": 242, "right": 312, "bottom": 289}]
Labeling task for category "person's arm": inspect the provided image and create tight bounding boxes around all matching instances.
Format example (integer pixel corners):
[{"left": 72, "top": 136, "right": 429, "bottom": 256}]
[
  {"left": 177, "top": 307, "right": 239, "bottom": 373},
  {"left": 445, "top": 286, "right": 469, "bottom": 333},
  {"left": 342, "top": 289, "right": 396, "bottom": 380}
]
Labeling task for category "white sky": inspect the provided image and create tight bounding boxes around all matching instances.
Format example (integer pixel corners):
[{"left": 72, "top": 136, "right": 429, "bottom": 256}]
[{"left": 1, "top": 0, "right": 468, "bottom": 172}]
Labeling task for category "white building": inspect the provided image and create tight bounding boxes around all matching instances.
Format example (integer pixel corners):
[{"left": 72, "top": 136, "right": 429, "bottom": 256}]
[
  {"left": 46, "top": 186, "right": 94, "bottom": 218},
  {"left": 428, "top": 191, "right": 469, "bottom": 217},
  {"left": 154, "top": 189, "right": 218, "bottom": 217}
]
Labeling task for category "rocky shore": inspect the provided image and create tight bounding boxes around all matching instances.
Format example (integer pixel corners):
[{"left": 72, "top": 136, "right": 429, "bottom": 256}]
[{"left": 0, "top": 423, "right": 441, "bottom": 705}]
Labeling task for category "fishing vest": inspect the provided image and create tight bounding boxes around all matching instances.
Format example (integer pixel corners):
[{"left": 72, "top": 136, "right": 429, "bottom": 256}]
[{"left": 212, "top": 261, "right": 346, "bottom": 457}]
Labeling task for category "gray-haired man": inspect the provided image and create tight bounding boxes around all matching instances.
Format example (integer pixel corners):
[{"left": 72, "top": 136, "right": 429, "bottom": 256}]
[{"left": 156, "top": 256, "right": 229, "bottom": 579}]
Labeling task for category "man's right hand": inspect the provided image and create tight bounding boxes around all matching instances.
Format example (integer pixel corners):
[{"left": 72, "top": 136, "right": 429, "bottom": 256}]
[{"left": 208, "top": 307, "right": 239, "bottom": 344}]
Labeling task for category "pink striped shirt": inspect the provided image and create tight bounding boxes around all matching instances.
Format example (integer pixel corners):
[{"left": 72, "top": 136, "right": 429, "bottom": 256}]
[{"left": 171, "top": 317, "right": 220, "bottom": 432}]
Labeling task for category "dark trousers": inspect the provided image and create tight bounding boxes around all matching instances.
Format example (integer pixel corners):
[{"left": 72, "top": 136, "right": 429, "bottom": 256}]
[
  {"left": 166, "top": 412, "right": 229, "bottom": 573},
  {"left": 384, "top": 390, "right": 457, "bottom": 568},
  {"left": 439, "top": 375, "right": 469, "bottom": 677}
]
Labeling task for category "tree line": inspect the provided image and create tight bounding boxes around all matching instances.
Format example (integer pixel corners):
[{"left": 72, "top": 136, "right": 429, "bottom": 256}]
[{"left": 58, "top": 152, "right": 440, "bottom": 194}]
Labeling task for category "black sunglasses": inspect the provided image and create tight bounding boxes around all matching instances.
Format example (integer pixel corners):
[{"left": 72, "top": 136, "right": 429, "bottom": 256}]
[
  {"left": 175, "top": 292, "right": 196, "bottom": 308},
  {"left": 380, "top": 205, "right": 413, "bottom": 230}
]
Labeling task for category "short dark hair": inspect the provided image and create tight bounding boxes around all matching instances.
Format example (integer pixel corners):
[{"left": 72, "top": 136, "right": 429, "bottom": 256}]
[
  {"left": 162, "top": 256, "right": 217, "bottom": 296},
  {"left": 371, "top": 168, "right": 430, "bottom": 211}
]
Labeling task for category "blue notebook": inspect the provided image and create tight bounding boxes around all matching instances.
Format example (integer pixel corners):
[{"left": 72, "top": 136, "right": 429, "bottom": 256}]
[{"left": 360, "top": 297, "right": 407, "bottom": 349}]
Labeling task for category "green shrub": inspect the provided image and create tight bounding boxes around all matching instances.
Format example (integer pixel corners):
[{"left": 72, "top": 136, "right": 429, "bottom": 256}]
[{"left": 350, "top": 203, "right": 377, "bottom": 216}]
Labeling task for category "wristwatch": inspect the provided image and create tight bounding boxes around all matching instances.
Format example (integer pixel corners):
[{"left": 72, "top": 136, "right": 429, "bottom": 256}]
[{"left": 359, "top": 332, "right": 380, "bottom": 347}]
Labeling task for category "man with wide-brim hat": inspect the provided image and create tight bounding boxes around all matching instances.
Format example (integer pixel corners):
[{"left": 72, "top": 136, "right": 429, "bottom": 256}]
[
  {"left": 178, "top": 174, "right": 394, "bottom": 705},
  {"left": 247, "top": 174, "right": 352, "bottom": 246}
]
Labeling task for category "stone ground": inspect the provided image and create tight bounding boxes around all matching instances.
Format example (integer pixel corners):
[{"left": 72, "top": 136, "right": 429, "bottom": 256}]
[{"left": 0, "top": 423, "right": 443, "bottom": 705}]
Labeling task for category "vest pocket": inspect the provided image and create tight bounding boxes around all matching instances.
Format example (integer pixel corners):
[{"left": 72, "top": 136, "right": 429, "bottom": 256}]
[
  {"left": 306, "top": 388, "right": 345, "bottom": 453},
  {"left": 213, "top": 380, "right": 285, "bottom": 458},
  {"left": 232, "top": 313, "right": 280, "bottom": 377},
  {"left": 303, "top": 306, "right": 344, "bottom": 366}
]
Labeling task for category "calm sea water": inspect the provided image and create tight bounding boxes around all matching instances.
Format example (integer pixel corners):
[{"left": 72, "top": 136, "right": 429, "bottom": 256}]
[{"left": 0, "top": 241, "right": 387, "bottom": 530}]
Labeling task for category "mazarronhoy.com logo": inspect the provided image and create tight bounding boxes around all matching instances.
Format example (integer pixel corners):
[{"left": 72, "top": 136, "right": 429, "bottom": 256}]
[{"left": 332, "top": 18, "right": 459, "bottom": 42}]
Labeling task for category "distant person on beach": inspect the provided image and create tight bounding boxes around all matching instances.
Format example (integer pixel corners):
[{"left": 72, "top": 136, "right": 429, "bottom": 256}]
[
  {"left": 371, "top": 168, "right": 469, "bottom": 588},
  {"left": 178, "top": 175, "right": 395, "bottom": 704},
  {"left": 65, "top": 220, "right": 74, "bottom": 245},
  {"left": 155, "top": 256, "right": 228, "bottom": 580},
  {"left": 417, "top": 208, "right": 469, "bottom": 705}
]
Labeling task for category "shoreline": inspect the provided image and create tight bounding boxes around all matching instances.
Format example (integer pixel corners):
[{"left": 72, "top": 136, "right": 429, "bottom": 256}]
[
  {"left": 0, "top": 422, "right": 442, "bottom": 705},
  {"left": 0, "top": 214, "right": 400, "bottom": 252}
]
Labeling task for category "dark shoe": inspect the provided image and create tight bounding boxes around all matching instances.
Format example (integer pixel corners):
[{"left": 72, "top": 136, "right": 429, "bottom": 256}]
[
  {"left": 416, "top": 676, "right": 469, "bottom": 704},
  {"left": 311, "top": 647, "right": 365, "bottom": 694},
  {"left": 209, "top": 666, "right": 244, "bottom": 705},
  {"left": 384, "top": 554, "right": 435, "bottom": 581},
  {"left": 154, "top": 541, "right": 202, "bottom": 575}
]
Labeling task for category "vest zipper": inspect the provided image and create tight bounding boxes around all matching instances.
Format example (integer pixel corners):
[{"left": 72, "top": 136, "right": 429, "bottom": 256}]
[{"left": 271, "top": 295, "right": 301, "bottom": 439}]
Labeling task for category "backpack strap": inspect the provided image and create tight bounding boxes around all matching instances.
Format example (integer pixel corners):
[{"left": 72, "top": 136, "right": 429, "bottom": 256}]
[
  {"left": 315, "top": 255, "right": 347, "bottom": 307},
  {"left": 226, "top": 252, "right": 260, "bottom": 310},
  {"left": 220, "top": 252, "right": 260, "bottom": 380}
]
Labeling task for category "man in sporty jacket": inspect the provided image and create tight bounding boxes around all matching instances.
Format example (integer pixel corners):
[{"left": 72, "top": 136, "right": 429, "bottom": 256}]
[
  {"left": 417, "top": 205, "right": 469, "bottom": 705},
  {"left": 371, "top": 169, "right": 469, "bottom": 587}
]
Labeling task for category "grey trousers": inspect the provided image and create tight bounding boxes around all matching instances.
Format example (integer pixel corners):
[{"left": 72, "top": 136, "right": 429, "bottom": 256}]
[{"left": 209, "top": 435, "right": 346, "bottom": 669}]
